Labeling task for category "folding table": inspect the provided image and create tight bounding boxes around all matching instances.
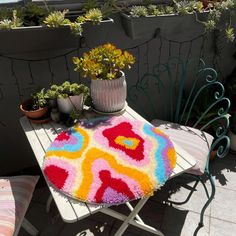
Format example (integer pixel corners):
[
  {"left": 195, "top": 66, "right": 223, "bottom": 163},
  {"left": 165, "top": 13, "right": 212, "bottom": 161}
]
[{"left": 20, "top": 106, "right": 196, "bottom": 236}]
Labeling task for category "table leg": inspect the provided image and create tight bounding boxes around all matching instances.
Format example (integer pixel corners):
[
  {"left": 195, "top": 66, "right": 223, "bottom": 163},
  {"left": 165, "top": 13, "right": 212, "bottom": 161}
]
[{"left": 46, "top": 194, "right": 53, "bottom": 213}]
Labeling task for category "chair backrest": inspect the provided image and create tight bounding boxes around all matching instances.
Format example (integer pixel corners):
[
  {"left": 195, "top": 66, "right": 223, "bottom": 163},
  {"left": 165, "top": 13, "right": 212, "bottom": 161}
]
[{"left": 128, "top": 57, "right": 231, "bottom": 162}]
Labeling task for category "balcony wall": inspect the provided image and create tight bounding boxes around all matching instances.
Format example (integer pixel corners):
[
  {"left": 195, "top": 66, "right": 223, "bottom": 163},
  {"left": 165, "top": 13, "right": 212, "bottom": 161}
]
[{"left": 0, "top": 13, "right": 235, "bottom": 174}]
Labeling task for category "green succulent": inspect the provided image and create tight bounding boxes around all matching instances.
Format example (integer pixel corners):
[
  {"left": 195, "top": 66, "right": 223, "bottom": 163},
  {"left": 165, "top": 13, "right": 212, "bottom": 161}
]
[
  {"left": 174, "top": 1, "right": 192, "bottom": 15},
  {"left": 225, "top": 26, "right": 235, "bottom": 42},
  {"left": 147, "top": 5, "right": 161, "bottom": 16},
  {"left": 130, "top": 6, "right": 148, "bottom": 17},
  {"left": 0, "top": 10, "right": 22, "bottom": 30},
  {"left": 165, "top": 6, "right": 175, "bottom": 15},
  {"left": 204, "top": 19, "right": 216, "bottom": 31},
  {"left": 84, "top": 8, "right": 103, "bottom": 25},
  {"left": 193, "top": 1, "right": 204, "bottom": 13},
  {"left": 48, "top": 82, "right": 89, "bottom": 98},
  {"left": 44, "top": 10, "right": 70, "bottom": 27},
  {"left": 70, "top": 22, "right": 83, "bottom": 36},
  {"left": 46, "top": 89, "right": 58, "bottom": 100}
]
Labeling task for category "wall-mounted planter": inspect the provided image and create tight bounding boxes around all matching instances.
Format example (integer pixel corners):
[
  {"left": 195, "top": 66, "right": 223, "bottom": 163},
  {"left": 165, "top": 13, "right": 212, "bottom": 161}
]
[
  {"left": 0, "top": 18, "right": 114, "bottom": 54},
  {"left": 120, "top": 12, "right": 208, "bottom": 40}
]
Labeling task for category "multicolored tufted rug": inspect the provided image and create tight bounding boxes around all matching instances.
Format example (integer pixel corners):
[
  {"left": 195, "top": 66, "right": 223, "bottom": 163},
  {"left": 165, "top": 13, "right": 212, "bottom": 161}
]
[{"left": 43, "top": 116, "right": 177, "bottom": 205}]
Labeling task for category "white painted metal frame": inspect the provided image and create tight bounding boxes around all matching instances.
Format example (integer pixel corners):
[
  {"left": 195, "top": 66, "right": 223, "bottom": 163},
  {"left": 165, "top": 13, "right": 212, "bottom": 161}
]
[{"left": 20, "top": 106, "right": 196, "bottom": 235}]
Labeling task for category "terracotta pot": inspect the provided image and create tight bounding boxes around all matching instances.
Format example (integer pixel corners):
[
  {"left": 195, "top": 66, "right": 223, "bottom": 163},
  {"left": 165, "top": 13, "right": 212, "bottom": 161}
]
[
  {"left": 20, "top": 99, "right": 49, "bottom": 119},
  {"left": 90, "top": 71, "right": 127, "bottom": 112}
]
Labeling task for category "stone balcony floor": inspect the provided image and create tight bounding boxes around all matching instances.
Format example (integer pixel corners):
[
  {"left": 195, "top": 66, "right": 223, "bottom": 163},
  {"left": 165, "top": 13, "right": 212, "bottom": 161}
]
[{"left": 19, "top": 153, "right": 236, "bottom": 236}]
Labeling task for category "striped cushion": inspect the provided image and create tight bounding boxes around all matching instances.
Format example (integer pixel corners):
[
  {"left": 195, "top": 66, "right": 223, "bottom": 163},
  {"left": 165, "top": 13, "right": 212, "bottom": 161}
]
[
  {"left": 0, "top": 176, "right": 39, "bottom": 236},
  {"left": 151, "top": 120, "right": 214, "bottom": 175}
]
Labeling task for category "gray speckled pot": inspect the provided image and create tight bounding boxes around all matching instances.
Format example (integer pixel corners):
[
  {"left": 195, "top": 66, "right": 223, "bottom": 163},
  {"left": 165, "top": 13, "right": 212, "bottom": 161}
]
[
  {"left": 57, "top": 94, "right": 83, "bottom": 114},
  {"left": 90, "top": 71, "right": 127, "bottom": 112}
]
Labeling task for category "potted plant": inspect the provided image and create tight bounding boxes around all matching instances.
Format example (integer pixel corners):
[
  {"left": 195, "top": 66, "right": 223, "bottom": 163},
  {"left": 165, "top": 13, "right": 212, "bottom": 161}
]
[
  {"left": 229, "top": 113, "right": 236, "bottom": 152},
  {"left": 0, "top": 3, "right": 113, "bottom": 35},
  {"left": 120, "top": 1, "right": 206, "bottom": 39},
  {"left": 120, "top": 0, "right": 235, "bottom": 42},
  {"left": 20, "top": 88, "right": 50, "bottom": 121},
  {"left": 49, "top": 81, "right": 89, "bottom": 114},
  {"left": 73, "top": 43, "right": 135, "bottom": 113}
]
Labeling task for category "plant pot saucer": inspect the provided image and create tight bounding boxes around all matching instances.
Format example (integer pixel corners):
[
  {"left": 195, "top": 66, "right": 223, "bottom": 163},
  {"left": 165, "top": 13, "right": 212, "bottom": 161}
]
[
  {"left": 91, "top": 102, "right": 127, "bottom": 116},
  {"left": 28, "top": 116, "right": 51, "bottom": 124}
]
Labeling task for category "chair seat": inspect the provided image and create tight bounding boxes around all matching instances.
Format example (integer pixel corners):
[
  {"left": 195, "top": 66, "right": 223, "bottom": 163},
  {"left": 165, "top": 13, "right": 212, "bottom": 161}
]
[
  {"left": 0, "top": 176, "right": 39, "bottom": 236},
  {"left": 151, "top": 119, "right": 214, "bottom": 175}
]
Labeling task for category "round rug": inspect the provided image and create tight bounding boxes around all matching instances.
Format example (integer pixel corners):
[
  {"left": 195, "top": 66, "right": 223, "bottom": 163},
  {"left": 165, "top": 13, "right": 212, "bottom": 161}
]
[{"left": 43, "top": 116, "right": 177, "bottom": 205}]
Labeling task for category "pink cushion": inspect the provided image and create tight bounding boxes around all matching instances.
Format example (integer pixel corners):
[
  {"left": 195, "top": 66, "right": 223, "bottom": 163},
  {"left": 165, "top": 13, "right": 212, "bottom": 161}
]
[
  {"left": 0, "top": 176, "right": 39, "bottom": 236},
  {"left": 151, "top": 120, "right": 214, "bottom": 175}
]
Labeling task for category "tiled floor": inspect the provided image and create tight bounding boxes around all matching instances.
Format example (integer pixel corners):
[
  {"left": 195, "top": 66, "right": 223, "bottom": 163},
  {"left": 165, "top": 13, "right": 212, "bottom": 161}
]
[{"left": 19, "top": 153, "right": 236, "bottom": 236}]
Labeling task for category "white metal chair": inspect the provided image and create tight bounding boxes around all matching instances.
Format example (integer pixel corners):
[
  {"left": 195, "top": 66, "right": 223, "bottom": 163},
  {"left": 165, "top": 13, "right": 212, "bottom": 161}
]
[{"left": 0, "top": 175, "right": 39, "bottom": 236}]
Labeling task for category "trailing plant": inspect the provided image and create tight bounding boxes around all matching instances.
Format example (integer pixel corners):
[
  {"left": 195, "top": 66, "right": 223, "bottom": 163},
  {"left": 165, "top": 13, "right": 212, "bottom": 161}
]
[
  {"left": 0, "top": 10, "right": 22, "bottom": 29},
  {"left": 173, "top": 0, "right": 203, "bottom": 15},
  {"left": 199, "top": 0, "right": 235, "bottom": 42},
  {"left": 73, "top": 43, "right": 135, "bottom": 80}
]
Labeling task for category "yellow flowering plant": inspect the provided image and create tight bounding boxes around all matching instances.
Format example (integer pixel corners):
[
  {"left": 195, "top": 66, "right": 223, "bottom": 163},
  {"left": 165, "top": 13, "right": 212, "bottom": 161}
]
[{"left": 73, "top": 43, "right": 135, "bottom": 80}]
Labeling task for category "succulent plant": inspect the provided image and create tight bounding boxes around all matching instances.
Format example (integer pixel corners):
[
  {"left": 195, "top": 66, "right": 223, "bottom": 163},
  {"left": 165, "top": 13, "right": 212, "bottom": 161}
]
[
  {"left": 225, "top": 26, "right": 235, "bottom": 42},
  {"left": 47, "top": 82, "right": 89, "bottom": 99},
  {"left": 43, "top": 10, "right": 70, "bottom": 27},
  {"left": 147, "top": 5, "right": 161, "bottom": 16},
  {"left": 73, "top": 43, "right": 135, "bottom": 80},
  {"left": 0, "top": 10, "right": 22, "bottom": 30},
  {"left": 130, "top": 6, "right": 148, "bottom": 17},
  {"left": 84, "top": 8, "right": 103, "bottom": 25}
]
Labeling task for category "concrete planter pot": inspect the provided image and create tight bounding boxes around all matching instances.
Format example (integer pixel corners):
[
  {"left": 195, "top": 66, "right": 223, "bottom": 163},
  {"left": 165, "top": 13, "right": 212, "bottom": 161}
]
[
  {"left": 120, "top": 12, "right": 208, "bottom": 39},
  {"left": 0, "top": 18, "right": 114, "bottom": 54},
  {"left": 57, "top": 94, "right": 84, "bottom": 114},
  {"left": 90, "top": 71, "right": 127, "bottom": 112}
]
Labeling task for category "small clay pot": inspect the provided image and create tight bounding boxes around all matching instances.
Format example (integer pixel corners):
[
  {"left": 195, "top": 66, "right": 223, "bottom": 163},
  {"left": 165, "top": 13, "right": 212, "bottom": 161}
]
[{"left": 20, "top": 99, "right": 49, "bottom": 119}]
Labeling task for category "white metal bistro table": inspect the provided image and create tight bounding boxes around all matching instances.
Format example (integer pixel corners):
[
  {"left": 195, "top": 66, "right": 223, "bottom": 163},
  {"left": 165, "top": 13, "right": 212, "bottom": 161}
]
[{"left": 20, "top": 106, "right": 196, "bottom": 236}]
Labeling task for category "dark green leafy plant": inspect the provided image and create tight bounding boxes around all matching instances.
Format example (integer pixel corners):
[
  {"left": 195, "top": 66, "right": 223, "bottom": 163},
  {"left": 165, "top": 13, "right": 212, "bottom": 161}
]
[
  {"left": 20, "top": 3, "right": 50, "bottom": 26},
  {"left": 83, "top": 0, "right": 99, "bottom": 12},
  {"left": 32, "top": 88, "right": 49, "bottom": 110},
  {"left": 101, "top": 0, "right": 118, "bottom": 18}
]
